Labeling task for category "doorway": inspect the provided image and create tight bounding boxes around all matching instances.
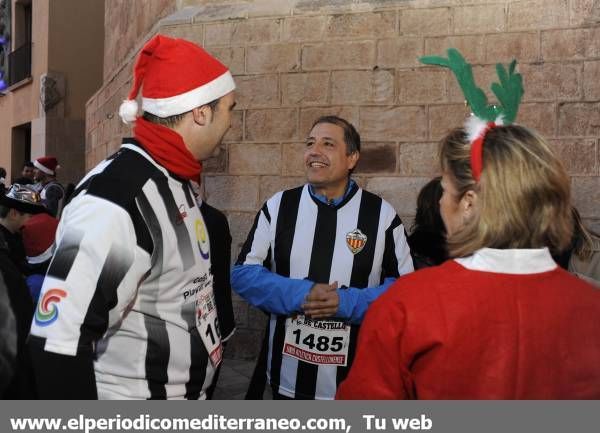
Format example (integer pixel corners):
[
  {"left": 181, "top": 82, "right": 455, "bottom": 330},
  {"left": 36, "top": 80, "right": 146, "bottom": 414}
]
[{"left": 11, "top": 121, "right": 31, "bottom": 183}]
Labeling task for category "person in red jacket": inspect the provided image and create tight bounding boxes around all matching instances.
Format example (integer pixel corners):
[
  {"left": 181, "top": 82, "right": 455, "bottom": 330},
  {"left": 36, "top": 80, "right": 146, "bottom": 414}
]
[{"left": 336, "top": 50, "right": 600, "bottom": 400}]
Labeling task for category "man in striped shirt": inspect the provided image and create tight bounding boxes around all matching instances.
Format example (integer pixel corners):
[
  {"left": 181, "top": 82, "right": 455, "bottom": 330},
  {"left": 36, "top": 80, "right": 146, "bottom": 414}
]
[
  {"left": 233, "top": 116, "right": 414, "bottom": 400},
  {"left": 29, "top": 35, "right": 236, "bottom": 399}
]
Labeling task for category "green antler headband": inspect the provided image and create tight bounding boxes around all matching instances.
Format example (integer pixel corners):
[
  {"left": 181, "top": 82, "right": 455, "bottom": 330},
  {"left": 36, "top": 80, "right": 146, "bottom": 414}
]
[
  {"left": 419, "top": 49, "right": 525, "bottom": 181},
  {"left": 420, "top": 48, "right": 524, "bottom": 124}
]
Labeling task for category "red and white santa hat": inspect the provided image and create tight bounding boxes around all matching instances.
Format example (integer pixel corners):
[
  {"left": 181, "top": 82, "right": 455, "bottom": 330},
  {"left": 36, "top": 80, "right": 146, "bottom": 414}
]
[
  {"left": 22, "top": 213, "right": 59, "bottom": 264},
  {"left": 119, "top": 34, "right": 236, "bottom": 124},
  {"left": 33, "top": 156, "right": 59, "bottom": 176}
]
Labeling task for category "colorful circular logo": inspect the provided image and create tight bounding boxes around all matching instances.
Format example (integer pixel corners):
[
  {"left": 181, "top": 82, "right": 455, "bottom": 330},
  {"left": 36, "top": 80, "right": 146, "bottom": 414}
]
[
  {"left": 35, "top": 288, "right": 67, "bottom": 326},
  {"left": 195, "top": 219, "right": 210, "bottom": 260}
]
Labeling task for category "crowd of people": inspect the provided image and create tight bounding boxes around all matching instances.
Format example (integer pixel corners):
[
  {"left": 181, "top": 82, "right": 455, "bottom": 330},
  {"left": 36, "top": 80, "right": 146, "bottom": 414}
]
[
  {"left": 0, "top": 156, "right": 67, "bottom": 398},
  {"left": 0, "top": 37, "right": 599, "bottom": 400}
]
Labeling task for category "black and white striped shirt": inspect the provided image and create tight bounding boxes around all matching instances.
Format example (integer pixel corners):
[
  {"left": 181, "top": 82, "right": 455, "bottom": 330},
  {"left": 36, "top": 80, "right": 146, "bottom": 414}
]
[
  {"left": 29, "top": 140, "right": 234, "bottom": 400},
  {"left": 234, "top": 183, "right": 413, "bottom": 399}
]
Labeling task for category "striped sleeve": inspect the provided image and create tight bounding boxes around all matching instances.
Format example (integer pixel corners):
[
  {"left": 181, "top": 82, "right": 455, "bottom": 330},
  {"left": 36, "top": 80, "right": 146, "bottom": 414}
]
[
  {"left": 29, "top": 193, "right": 142, "bottom": 356},
  {"left": 383, "top": 213, "right": 414, "bottom": 279},
  {"left": 236, "top": 202, "right": 272, "bottom": 267},
  {"left": 232, "top": 196, "right": 312, "bottom": 315}
]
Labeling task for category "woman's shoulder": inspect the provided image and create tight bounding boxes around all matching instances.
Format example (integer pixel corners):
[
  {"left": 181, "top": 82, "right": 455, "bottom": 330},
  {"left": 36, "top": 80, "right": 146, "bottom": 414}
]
[{"left": 385, "top": 260, "right": 463, "bottom": 298}]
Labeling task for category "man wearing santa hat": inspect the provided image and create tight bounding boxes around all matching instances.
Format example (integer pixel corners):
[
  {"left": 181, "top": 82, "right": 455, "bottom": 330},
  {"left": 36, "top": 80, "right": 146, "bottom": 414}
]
[
  {"left": 33, "top": 156, "right": 65, "bottom": 218},
  {"left": 29, "top": 34, "right": 236, "bottom": 399}
]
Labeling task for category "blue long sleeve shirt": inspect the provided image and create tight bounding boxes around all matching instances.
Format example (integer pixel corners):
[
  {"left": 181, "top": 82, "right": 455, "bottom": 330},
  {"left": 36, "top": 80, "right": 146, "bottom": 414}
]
[{"left": 231, "top": 264, "right": 395, "bottom": 324}]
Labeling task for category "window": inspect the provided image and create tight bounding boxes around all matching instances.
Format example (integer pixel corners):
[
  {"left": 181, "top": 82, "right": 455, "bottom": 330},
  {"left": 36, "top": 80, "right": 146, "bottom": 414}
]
[
  {"left": 8, "top": 0, "right": 32, "bottom": 86},
  {"left": 11, "top": 122, "right": 31, "bottom": 182},
  {"left": 0, "top": 0, "right": 10, "bottom": 90}
]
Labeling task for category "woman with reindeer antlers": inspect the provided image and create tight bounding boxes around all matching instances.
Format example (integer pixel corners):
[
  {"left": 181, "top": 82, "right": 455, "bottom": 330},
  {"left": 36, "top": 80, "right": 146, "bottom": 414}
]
[{"left": 336, "top": 49, "right": 600, "bottom": 399}]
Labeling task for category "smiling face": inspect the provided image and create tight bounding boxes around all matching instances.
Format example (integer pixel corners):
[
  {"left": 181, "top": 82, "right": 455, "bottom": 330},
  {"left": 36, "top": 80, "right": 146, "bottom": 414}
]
[{"left": 304, "top": 122, "right": 359, "bottom": 200}]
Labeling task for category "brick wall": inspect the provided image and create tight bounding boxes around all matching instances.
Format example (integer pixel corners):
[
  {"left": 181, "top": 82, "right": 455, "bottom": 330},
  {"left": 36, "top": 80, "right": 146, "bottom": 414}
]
[
  {"left": 103, "top": 0, "right": 177, "bottom": 81},
  {"left": 87, "top": 0, "right": 600, "bottom": 359}
]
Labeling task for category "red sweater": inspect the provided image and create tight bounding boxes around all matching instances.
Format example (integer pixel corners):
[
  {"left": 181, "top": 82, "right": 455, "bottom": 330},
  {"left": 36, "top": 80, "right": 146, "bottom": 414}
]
[{"left": 336, "top": 252, "right": 600, "bottom": 399}]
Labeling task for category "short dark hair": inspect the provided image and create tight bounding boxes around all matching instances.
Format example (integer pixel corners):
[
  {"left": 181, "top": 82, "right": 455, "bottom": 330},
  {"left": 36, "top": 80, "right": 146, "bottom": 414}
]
[
  {"left": 142, "top": 111, "right": 188, "bottom": 128},
  {"left": 23, "top": 161, "right": 34, "bottom": 168},
  {"left": 310, "top": 116, "right": 360, "bottom": 154},
  {"left": 0, "top": 167, "right": 6, "bottom": 178},
  {"left": 142, "top": 98, "right": 221, "bottom": 128},
  {"left": 205, "top": 98, "right": 220, "bottom": 111}
]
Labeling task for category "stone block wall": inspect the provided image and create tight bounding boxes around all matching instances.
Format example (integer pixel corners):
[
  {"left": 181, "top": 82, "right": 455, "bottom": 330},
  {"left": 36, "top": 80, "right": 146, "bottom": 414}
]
[{"left": 87, "top": 0, "right": 600, "bottom": 360}]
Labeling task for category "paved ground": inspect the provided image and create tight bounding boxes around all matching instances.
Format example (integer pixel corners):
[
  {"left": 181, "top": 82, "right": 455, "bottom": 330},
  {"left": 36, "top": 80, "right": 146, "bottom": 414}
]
[{"left": 212, "top": 358, "right": 273, "bottom": 400}]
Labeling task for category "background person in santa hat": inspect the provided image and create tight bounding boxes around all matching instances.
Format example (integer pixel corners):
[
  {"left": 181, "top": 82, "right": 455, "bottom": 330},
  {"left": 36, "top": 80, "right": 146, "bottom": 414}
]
[
  {"left": 32, "top": 156, "right": 65, "bottom": 218},
  {"left": 29, "top": 34, "right": 236, "bottom": 400},
  {"left": 21, "top": 213, "right": 59, "bottom": 303}
]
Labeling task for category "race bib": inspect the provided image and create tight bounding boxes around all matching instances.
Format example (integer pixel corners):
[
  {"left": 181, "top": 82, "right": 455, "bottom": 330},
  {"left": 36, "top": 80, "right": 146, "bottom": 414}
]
[
  {"left": 194, "top": 274, "right": 223, "bottom": 367},
  {"left": 283, "top": 315, "right": 350, "bottom": 366}
]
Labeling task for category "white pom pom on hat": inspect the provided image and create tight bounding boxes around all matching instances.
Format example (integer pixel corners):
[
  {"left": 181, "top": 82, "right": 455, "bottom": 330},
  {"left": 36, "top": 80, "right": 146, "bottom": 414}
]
[
  {"left": 118, "top": 34, "right": 236, "bottom": 125},
  {"left": 118, "top": 99, "right": 139, "bottom": 124}
]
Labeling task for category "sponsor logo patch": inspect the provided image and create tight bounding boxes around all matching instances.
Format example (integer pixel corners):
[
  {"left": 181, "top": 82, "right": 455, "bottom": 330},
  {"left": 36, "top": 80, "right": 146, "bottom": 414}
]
[
  {"left": 35, "top": 288, "right": 67, "bottom": 326},
  {"left": 195, "top": 219, "right": 210, "bottom": 259}
]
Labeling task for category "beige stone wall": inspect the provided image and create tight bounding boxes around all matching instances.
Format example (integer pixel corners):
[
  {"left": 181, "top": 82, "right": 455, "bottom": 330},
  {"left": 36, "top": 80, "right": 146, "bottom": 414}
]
[
  {"left": 45, "top": 0, "right": 105, "bottom": 184},
  {"left": 88, "top": 0, "right": 600, "bottom": 359},
  {"left": 49, "top": 0, "right": 104, "bottom": 121},
  {"left": 103, "top": 0, "right": 177, "bottom": 80}
]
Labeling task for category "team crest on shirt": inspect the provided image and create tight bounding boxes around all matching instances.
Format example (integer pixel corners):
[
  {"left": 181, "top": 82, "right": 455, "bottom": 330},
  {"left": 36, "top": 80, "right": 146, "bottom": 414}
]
[{"left": 346, "top": 228, "right": 367, "bottom": 254}]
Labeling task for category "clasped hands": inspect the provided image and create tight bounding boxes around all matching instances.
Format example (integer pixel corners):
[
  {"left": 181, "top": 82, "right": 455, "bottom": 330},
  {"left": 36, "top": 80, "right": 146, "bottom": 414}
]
[{"left": 302, "top": 281, "right": 339, "bottom": 319}]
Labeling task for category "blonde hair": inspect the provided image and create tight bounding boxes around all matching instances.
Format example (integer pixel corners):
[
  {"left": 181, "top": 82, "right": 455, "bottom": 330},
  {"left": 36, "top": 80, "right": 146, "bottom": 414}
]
[{"left": 440, "top": 125, "right": 573, "bottom": 258}]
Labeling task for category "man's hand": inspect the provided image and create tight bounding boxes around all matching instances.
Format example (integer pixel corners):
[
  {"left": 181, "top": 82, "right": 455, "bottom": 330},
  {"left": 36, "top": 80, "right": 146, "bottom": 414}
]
[{"left": 302, "top": 282, "right": 339, "bottom": 319}]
